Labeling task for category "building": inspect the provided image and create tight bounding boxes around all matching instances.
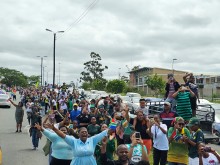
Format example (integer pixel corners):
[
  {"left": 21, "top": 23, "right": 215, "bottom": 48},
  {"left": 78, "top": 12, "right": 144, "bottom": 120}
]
[
  {"left": 128, "top": 66, "right": 220, "bottom": 97},
  {"left": 194, "top": 74, "right": 220, "bottom": 97},
  {"left": 128, "top": 67, "right": 186, "bottom": 95}
]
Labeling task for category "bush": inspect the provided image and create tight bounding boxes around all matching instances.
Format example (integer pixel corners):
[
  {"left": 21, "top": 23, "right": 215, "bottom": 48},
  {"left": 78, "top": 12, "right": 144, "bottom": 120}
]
[{"left": 106, "top": 80, "right": 126, "bottom": 93}]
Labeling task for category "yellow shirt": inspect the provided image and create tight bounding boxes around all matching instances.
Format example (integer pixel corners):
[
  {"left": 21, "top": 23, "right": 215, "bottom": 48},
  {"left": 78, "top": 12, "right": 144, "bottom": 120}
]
[{"left": 167, "top": 127, "right": 191, "bottom": 164}]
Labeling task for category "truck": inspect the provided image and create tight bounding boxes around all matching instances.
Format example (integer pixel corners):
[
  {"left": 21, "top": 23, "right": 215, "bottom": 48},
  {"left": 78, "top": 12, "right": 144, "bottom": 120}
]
[{"left": 147, "top": 100, "right": 219, "bottom": 144}]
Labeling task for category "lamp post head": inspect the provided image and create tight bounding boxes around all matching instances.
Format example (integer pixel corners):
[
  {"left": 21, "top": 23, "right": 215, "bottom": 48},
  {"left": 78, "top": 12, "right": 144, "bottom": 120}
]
[{"left": 46, "top": 29, "right": 53, "bottom": 32}]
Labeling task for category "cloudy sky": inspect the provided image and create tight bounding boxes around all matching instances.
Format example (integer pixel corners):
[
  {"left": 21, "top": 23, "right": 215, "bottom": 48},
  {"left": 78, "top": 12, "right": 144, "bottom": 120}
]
[{"left": 1, "top": 0, "right": 220, "bottom": 85}]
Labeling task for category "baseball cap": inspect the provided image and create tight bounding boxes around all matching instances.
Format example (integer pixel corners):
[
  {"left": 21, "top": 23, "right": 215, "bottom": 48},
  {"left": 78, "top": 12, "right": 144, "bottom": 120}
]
[
  {"left": 98, "top": 104, "right": 104, "bottom": 109},
  {"left": 90, "top": 104, "right": 95, "bottom": 108},
  {"left": 164, "top": 102, "right": 171, "bottom": 106},
  {"left": 187, "top": 117, "right": 200, "bottom": 127}
]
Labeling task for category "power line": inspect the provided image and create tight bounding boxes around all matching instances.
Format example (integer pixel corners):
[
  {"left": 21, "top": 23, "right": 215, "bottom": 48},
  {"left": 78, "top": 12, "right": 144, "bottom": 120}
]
[{"left": 57, "top": 0, "right": 99, "bottom": 39}]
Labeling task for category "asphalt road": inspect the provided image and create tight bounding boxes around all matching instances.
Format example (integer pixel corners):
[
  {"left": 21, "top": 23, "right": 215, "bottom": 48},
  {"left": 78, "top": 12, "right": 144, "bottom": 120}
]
[{"left": 0, "top": 98, "right": 48, "bottom": 165}]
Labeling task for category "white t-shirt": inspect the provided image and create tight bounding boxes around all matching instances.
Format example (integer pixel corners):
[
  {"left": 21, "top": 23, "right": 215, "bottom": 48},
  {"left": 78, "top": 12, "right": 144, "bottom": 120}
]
[
  {"left": 137, "top": 106, "right": 149, "bottom": 116},
  {"left": 202, "top": 153, "right": 219, "bottom": 165},
  {"left": 151, "top": 123, "right": 169, "bottom": 150},
  {"left": 52, "top": 99, "right": 56, "bottom": 106},
  {"left": 61, "top": 103, "right": 67, "bottom": 110},
  {"left": 126, "top": 144, "right": 148, "bottom": 164},
  {"left": 26, "top": 102, "right": 33, "bottom": 113}
]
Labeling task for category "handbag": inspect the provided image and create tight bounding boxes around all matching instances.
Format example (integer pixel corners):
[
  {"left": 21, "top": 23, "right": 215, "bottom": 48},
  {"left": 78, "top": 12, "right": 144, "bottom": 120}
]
[{"left": 43, "top": 139, "right": 52, "bottom": 156}]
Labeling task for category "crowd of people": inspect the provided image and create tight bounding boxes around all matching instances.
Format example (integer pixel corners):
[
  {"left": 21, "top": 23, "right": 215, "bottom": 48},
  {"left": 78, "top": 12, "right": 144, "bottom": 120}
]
[{"left": 7, "top": 74, "right": 220, "bottom": 165}]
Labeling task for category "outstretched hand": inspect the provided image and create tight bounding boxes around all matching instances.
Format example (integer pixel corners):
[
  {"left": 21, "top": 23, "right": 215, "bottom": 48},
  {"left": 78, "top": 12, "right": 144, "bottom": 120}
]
[
  {"left": 124, "top": 104, "right": 129, "bottom": 113},
  {"left": 34, "top": 123, "right": 43, "bottom": 131},
  {"left": 102, "top": 136, "right": 108, "bottom": 145},
  {"left": 43, "top": 123, "right": 54, "bottom": 130}
]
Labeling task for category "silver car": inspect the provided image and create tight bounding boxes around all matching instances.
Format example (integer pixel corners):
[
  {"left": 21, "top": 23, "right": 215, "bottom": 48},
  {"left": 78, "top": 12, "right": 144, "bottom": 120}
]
[{"left": 0, "top": 94, "right": 11, "bottom": 108}]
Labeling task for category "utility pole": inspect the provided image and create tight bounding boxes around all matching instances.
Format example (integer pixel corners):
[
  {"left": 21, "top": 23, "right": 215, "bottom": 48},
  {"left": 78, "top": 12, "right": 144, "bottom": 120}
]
[
  {"left": 36, "top": 56, "right": 47, "bottom": 86},
  {"left": 46, "top": 29, "right": 64, "bottom": 88},
  {"left": 172, "top": 58, "right": 177, "bottom": 74}
]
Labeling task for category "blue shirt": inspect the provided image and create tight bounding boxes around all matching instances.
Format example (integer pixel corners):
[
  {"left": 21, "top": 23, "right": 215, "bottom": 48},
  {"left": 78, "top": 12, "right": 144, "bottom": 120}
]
[
  {"left": 70, "top": 109, "right": 81, "bottom": 122},
  {"left": 64, "top": 130, "right": 108, "bottom": 165},
  {"left": 43, "top": 129, "right": 73, "bottom": 160}
]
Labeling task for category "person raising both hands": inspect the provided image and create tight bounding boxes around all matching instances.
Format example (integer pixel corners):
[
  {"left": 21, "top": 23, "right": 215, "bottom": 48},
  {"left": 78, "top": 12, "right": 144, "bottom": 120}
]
[
  {"left": 45, "top": 122, "right": 113, "bottom": 165},
  {"left": 34, "top": 123, "right": 73, "bottom": 165}
]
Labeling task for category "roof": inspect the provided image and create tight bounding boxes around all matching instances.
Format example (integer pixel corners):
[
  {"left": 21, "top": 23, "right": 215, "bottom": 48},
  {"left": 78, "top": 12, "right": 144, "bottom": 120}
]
[
  {"left": 128, "top": 67, "right": 153, "bottom": 73},
  {"left": 128, "top": 66, "right": 186, "bottom": 74}
]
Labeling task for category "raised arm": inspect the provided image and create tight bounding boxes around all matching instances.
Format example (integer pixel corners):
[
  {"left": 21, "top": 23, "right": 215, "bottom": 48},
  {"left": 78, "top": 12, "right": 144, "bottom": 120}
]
[
  {"left": 186, "top": 86, "right": 195, "bottom": 97},
  {"left": 59, "top": 112, "right": 69, "bottom": 127},
  {"left": 100, "top": 137, "right": 108, "bottom": 164},
  {"left": 183, "top": 73, "right": 192, "bottom": 83},
  {"left": 8, "top": 98, "right": 18, "bottom": 107},
  {"left": 172, "top": 88, "right": 181, "bottom": 98},
  {"left": 93, "top": 129, "right": 108, "bottom": 145},
  {"left": 44, "top": 123, "right": 66, "bottom": 139},
  {"left": 124, "top": 105, "right": 130, "bottom": 122},
  {"left": 35, "top": 123, "right": 56, "bottom": 142}
]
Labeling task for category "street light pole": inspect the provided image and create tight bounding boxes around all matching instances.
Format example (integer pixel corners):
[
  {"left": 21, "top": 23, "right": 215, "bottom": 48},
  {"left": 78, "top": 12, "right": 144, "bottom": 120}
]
[
  {"left": 36, "top": 56, "right": 47, "bottom": 86},
  {"left": 172, "top": 58, "right": 177, "bottom": 74},
  {"left": 118, "top": 68, "right": 121, "bottom": 80},
  {"left": 59, "top": 62, "right": 60, "bottom": 86},
  {"left": 46, "top": 29, "right": 64, "bottom": 89},
  {"left": 43, "top": 66, "right": 47, "bottom": 86}
]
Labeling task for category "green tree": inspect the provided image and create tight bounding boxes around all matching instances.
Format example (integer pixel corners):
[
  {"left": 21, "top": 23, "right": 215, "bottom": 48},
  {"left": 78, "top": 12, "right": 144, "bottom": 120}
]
[
  {"left": 131, "top": 65, "right": 141, "bottom": 71},
  {"left": 81, "top": 82, "right": 91, "bottom": 90},
  {"left": 92, "top": 79, "right": 107, "bottom": 90},
  {"left": 80, "top": 52, "right": 108, "bottom": 83},
  {"left": 28, "top": 75, "right": 40, "bottom": 84},
  {"left": 145, "top": 74, "right": 166, "bottom": 97},
  {"left": 106, "top": 79, "right": 126, "bottom": 93},
  {"left": 0, "top": 67, "right": 28, "bottom": 87}
]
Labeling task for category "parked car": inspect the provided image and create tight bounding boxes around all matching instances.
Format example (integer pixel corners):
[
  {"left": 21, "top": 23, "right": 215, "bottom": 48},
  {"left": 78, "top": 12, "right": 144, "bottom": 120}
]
[
  {"left": 120, "top": 96, "right": 132, "bottom": 103},
  {"left": 86, "top": 94, "right": 100, "bottom": 101},
  {"left": 145, "top": 97, "right": 164, "bottom": 106},
  {"left": 131, "top": 97, "right": 141, "bottom": 105},
  {"left": 197, "top": 99, "right": 214, "bottom": 105},
  {"left": 96, "top": 91, "right": 108, "bottom": 98},
  {"left": 213, "top": 123, "right": 220, "bottom": 138},
  {"left": 0, "top": 94, "right": 11, "bottom": 108},
  {"left": 126, "top": 92, "right": 141, "bottom": 98}
]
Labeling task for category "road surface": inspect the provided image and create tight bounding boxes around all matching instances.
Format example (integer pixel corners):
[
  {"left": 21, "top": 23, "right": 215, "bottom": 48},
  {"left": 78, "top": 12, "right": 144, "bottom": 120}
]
[{"left": 0, "top": 98, "right": 48, "bottom": 165}]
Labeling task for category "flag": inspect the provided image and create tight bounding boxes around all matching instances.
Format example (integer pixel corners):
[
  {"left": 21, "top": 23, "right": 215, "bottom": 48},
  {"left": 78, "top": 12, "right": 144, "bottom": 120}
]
[
  {"left": 35, "top": 82, "right": 39, "bottom": 88},
  {"left": 109, "top": 119, "right": 117, "bottom": 130}
]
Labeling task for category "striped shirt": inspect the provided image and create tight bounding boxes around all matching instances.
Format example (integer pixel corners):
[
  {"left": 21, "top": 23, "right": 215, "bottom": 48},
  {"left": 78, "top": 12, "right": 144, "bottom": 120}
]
[
  {"left": 160, "top": 110, "right": 179, "bottom": 129},
  {"left": 176, "top": 91, "right": 192, "bottom": 121}
]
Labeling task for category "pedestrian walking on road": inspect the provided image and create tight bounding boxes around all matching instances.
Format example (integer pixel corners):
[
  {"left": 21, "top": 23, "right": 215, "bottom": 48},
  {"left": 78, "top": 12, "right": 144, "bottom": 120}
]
[
  {"left": 29, "top": 111, "right": 42, "bottom": 150},
  {"left": 8, "top": 98, "right": 24, "bottom": 132}
]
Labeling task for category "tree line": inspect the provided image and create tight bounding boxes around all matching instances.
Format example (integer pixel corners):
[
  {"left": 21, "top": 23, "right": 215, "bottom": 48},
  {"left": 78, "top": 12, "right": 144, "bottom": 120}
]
[
  {"left": 80, "top": 52, "right": 166, "bottom": 96},
  {"left": 0, "top": 67, "right": 40, "bottom": 87},
  {"left": 0, "top": 52, "right": 166, "bottom": 96}
]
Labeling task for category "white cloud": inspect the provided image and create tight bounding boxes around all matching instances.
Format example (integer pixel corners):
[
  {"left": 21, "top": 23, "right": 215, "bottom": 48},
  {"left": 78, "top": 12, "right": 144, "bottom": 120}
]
[{"left": 1, "top": 0, "right": 220, "bottom": 84}]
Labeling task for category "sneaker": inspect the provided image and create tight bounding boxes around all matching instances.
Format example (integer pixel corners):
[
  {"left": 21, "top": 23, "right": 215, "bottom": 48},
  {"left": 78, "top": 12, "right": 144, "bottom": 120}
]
[
  {"left": 19, "top": 130, "right": 22, "bottom": 133},
  {"left": 32, "top": 147, "right": 36, "bottom": 150},
  {"left": 15, "top": 130, "right": 18, "bottom": 133}
]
